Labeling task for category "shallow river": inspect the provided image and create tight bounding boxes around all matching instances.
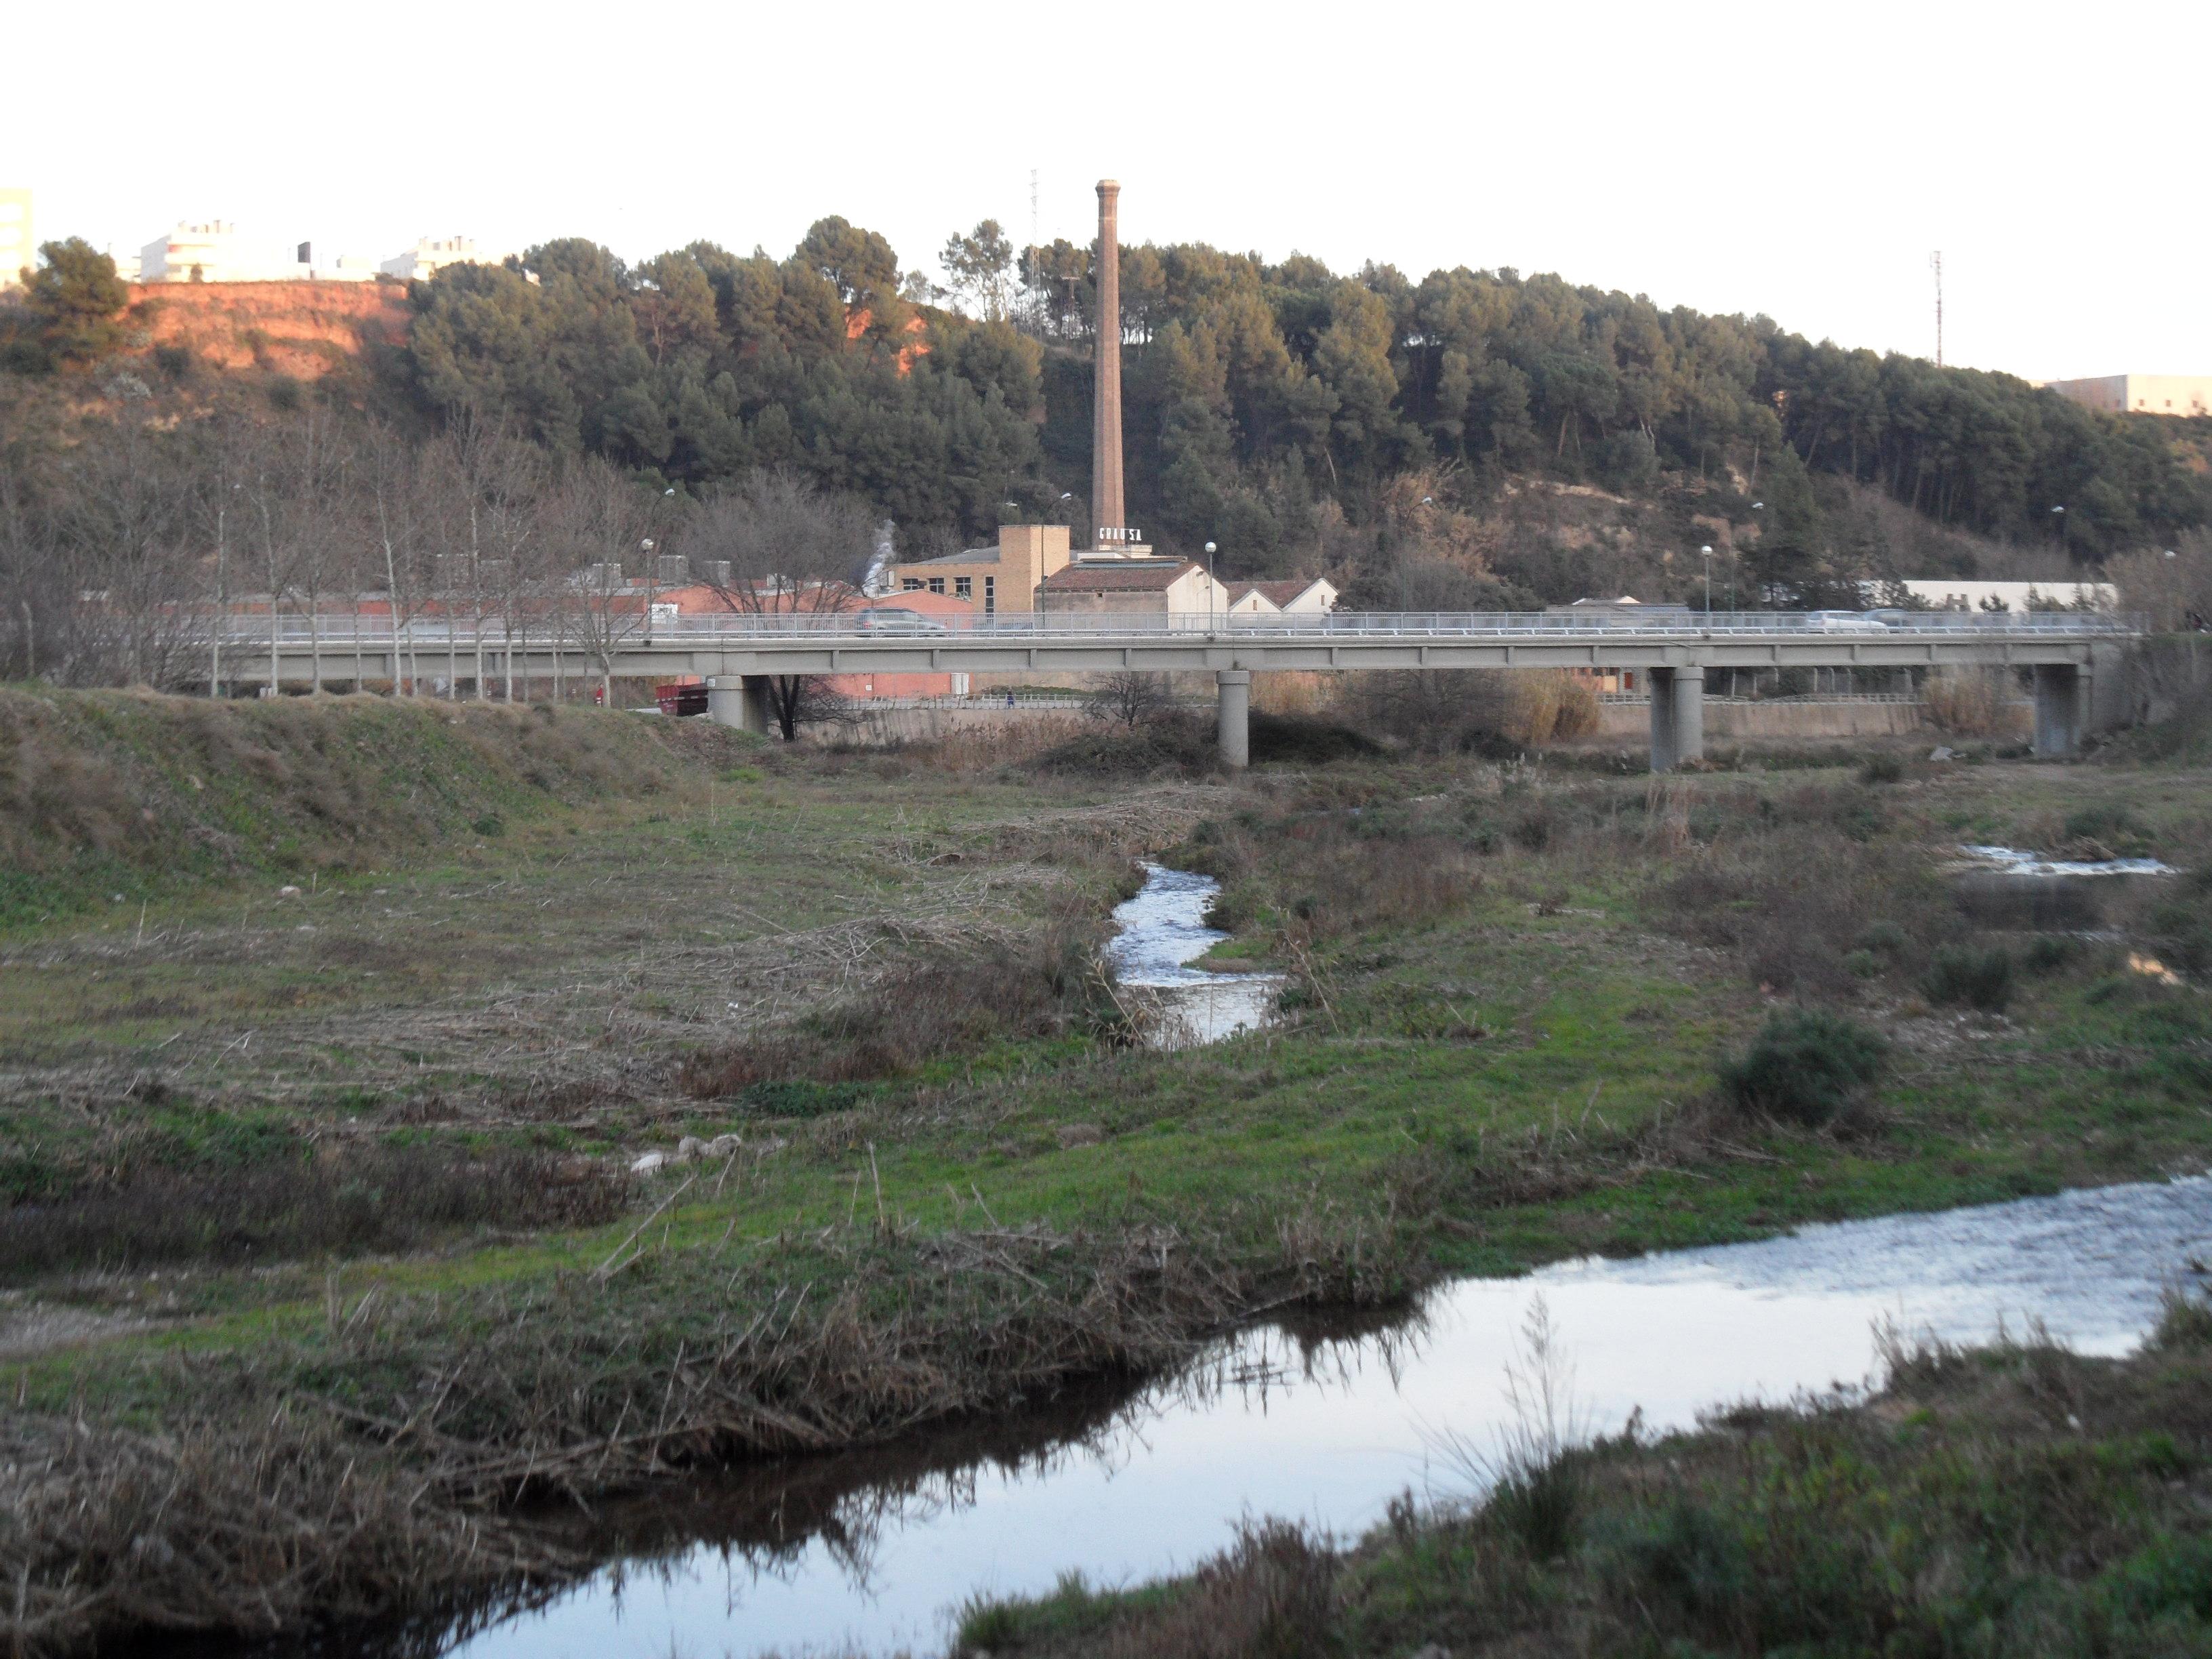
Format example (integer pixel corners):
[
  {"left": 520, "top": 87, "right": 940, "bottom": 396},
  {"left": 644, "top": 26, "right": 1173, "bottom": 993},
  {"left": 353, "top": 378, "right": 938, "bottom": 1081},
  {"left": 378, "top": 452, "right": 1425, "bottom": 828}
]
[
  {"left": 256, "top": 861, "right": 2209, "bottom": 1658},
  {"left": 319, "top": 1176, "right": 2211, "bottom": 1659},
  {"left": 1104, "top": 862, "right": 1284, "bottom": 1048}
]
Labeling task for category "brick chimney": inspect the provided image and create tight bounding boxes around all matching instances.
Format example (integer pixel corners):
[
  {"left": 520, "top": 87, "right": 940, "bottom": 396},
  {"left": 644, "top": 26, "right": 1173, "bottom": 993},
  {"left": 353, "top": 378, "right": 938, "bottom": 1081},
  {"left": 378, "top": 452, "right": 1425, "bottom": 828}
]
[{"left": 1091, "top": 180, "right": 1124, "bottom": 552}]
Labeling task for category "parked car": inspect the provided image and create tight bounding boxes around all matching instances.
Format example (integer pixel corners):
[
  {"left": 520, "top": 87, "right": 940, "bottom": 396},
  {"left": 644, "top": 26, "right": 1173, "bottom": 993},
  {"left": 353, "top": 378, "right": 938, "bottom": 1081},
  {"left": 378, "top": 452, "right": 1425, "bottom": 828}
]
[
  {"left": 855, "top": 608, "right": 949, "bottom": 634},
  {"left": 1796, "top": 610, "right": 1889, "bottom": 633}
]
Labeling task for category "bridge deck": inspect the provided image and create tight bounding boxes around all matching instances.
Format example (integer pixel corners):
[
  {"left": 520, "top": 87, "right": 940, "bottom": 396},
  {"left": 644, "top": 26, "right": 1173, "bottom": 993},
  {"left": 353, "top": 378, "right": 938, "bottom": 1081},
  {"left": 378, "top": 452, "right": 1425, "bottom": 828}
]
[{"left": 225, "top": 611, "right": 2136, "bottom": 679}]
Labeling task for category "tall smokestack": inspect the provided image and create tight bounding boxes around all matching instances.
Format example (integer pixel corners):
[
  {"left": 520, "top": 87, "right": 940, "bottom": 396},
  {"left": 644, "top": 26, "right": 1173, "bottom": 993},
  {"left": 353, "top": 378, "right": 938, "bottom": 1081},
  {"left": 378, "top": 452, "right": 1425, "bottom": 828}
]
[{"left": 1091, "top": 179, "right": 1124, "bottom": 550}]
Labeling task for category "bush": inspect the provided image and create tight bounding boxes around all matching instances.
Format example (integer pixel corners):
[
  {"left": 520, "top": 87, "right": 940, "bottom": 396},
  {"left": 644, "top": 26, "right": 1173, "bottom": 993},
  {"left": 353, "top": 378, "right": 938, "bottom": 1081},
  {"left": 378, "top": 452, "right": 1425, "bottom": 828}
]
[
  {"left": 1720, "top": 1009, "right": 1887, "bottom": 1127},
  {"left": 1923, "top": 945, "right": 2015, "bottom": 1012},
  {"left": 2023, "top": 934, "right": 2083, "bottom": 975},
  {"left": 1594, "top": 1500, "right": 1755, "bottom": 1631},
  {"left": 2151, "top": 1290, "right": 2212, "bottom": 1353},
  {"left": 1248, "top": 713, "right": 1384, "bottom": 764},
  {"left": 1489, "top": 1450, "right": 1588, "bottom": 1561},
  {"left": 2144, "top": 898, "right": 2212, "bottom": 977},
  {"left": 2063, "top": 802, "right": 2154, "bottom": 856},
  {"left": 1857, "top": 754, "right": 1905, "bottom": 784},
  {"left": 1853, "top": 919, "right": 1909, "bottom": 957}
]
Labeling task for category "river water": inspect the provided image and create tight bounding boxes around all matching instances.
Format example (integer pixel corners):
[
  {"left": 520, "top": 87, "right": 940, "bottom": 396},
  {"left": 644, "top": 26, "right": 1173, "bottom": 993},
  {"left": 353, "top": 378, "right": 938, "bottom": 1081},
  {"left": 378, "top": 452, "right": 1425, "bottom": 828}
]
[
  {"left": 1104, "top": 863, "right": 1284, "bottom": 1048},
  {"left": 250, "top": 864, "right": 2210, "bottom": 1658},
  {"left": 332, "top": 1176, "right": 2211, "bottom": 1659}
]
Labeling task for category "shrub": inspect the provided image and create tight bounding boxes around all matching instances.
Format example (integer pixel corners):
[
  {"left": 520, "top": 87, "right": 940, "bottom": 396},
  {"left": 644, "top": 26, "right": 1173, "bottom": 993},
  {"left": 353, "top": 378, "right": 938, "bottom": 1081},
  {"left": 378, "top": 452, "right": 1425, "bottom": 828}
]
[
  {"left": 1489, "top": 1450, "right": 1588, "bottom": 1561},
  {"left": 1854, "top": 919, "right": 1909, "bottom": 957},
  {"left": 2063, "top": 802, "right": 2153, "bottom": 856},
  {"left": 1842, "top": 949, "right": 1883, "bottom": 980},
  {"left": 2144, "top": 898, "right": 2212, "bottom": 977},
  {"left": 1247, "top": 712, "right": 1384, "bottom": 764},
  {"left": 1593, "top": 1500, "right": 1755, "bottom": 1631},
  {"left": 2023, "top": 933, "right": 2083, "bottom": 975},
  {"left": 2150, "top": 1289, "right": 2212, "bottom": 1353},
  {"left": 1857, "top": 754, "right": 1905, "bottom": 784},
  {"left": 1923, "top": 945, "right": 2015, "bottom": 1012},
  {"left": 1720, "top": 1009, "right": 1887, "bottom": 1127}
]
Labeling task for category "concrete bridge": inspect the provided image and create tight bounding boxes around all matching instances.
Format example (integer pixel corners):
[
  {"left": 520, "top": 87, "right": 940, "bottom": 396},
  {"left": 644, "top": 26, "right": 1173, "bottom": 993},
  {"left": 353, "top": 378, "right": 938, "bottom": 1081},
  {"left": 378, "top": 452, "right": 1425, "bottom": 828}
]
[{"left": 222, "top": 610, "right": 2138, "bottom": 770}]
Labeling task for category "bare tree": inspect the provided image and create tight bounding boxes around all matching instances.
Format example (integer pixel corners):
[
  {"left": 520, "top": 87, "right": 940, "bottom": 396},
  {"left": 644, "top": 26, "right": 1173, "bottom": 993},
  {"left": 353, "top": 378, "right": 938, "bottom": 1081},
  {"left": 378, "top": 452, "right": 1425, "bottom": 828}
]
[
  {"left": 677, "top": 470, "right": 874, "bottom": 739},
  {"left": 420, "top": 417, "right": 544, "bottom": 701},
  {"left": 545, "top": 457, "right": 657, "bottom": 709},
  {"left": 360, "top": 422, "right": 434, "bottom": 695},
  {"left": 57, "top": 419, "right": 200, "bottom": 688},
  {"left": 0, "top": 439, "right": 52, "bottom": 681},
  {"left": 1086, "top": 670, "right": 1173, "bottom": 729}
]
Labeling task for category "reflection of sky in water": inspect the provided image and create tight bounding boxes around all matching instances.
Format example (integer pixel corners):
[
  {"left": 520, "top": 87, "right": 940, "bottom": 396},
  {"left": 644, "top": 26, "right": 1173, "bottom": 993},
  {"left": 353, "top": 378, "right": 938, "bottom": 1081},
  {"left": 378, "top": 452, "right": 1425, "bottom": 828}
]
[
  {"left": 441, "top": 1178, "right": 2211, "bottom": 1659},
  {"left": 1106, "top": 862, "right": 1282, "bottom": 1047}
]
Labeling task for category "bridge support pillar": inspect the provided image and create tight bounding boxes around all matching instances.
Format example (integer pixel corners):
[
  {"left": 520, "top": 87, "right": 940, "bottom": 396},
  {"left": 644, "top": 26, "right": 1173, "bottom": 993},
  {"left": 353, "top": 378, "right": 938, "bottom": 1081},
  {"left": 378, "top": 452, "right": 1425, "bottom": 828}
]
[
  {"left": 707, "top": 676, "right": 775, "bottom": 736},
  {"left": 1647, "top": 670, "right": 1677, "bottom": 772},
  {"left": 1216, "top": 670, "right": 1251, "bottom": 769},
  {"left": 2032, "top": 663, "right": 2085, "bottom": 758},
  {"left": 1648, "top": 667, "right": 1705, "bottom": 772}
]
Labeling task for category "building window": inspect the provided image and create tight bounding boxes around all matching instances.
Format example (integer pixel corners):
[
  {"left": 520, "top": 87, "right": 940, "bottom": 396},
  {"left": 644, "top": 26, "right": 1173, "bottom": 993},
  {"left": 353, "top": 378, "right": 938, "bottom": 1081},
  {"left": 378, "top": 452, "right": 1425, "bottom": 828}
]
[
  {"left": 902, "top": 577, "right": 923, "bottom": 592},
  {"left": 954, "top": 576, "right": 972, "bottom": 599},
  {"left": 984, "top": 576, "right": 996, "bottom": 615},
  {"left": 928, "top": 577, "right": 945, "bottom": 594}
]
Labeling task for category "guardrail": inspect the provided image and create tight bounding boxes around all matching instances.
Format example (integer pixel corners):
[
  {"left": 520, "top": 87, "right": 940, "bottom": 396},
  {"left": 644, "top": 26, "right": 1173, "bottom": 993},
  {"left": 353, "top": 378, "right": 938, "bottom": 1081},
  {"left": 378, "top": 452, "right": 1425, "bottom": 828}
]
[{"left": 208, "top": 610, "right": 2143, "bottom": 647}]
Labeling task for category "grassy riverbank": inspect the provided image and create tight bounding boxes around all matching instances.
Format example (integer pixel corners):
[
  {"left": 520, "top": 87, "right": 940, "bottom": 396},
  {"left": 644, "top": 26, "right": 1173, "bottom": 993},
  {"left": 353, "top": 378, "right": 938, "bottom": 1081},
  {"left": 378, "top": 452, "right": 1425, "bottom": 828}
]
[
  {"left": 957, "top": 1294, "right": 2212, "bottom": 1657},
  {"left": 6, "top": 692, "right": 2212, "bottom": 1651}
]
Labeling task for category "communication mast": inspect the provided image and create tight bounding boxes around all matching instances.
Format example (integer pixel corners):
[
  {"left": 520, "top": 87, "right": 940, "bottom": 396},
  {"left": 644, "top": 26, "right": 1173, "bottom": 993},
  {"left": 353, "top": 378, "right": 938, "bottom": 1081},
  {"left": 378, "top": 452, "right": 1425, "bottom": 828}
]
[
  {"left": 1030, "top": 168, "right": 1040, "bottom": 249},
  {"left": 1929, "top": 250, "right": 1944, "bottom": 367}
]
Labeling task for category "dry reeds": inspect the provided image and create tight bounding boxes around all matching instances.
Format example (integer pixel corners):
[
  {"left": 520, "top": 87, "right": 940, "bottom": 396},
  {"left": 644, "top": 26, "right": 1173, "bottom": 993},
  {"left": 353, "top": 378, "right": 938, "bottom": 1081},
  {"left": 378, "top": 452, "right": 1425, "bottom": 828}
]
[
  {"left": 1923, "top": 667, "right": 2025, "bottom": 737},
  {"left": 679, "top": 912, "right": 1134, "bottom": 1096},
  {"left": 0, "top": 1191, "right": 1418, "bottom": 1654},
  {"left": 0, "top": 1146, "right": 631, "bottom": 1279}
]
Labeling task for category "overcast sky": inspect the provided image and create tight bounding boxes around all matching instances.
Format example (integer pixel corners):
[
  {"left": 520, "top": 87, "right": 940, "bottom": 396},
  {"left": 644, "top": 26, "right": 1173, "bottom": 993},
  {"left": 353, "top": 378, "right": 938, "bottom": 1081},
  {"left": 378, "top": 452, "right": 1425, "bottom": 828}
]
[{"left": 11, "top": 0, "right": 2203, "bottom": 382}]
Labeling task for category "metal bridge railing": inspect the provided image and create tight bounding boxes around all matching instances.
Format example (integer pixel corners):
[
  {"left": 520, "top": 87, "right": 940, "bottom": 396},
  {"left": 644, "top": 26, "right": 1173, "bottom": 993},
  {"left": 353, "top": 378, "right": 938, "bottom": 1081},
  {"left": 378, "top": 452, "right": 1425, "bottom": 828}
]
[{"left": 213, "top": 611, "right": 2143, "bottom": 649}]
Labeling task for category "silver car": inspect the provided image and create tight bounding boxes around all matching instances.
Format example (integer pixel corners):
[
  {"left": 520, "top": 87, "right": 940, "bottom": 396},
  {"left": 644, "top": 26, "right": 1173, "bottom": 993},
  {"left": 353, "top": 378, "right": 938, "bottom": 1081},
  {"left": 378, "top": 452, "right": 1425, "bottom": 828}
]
[{"left": 855, "top": 609, "right": 949, "bottom": 634}]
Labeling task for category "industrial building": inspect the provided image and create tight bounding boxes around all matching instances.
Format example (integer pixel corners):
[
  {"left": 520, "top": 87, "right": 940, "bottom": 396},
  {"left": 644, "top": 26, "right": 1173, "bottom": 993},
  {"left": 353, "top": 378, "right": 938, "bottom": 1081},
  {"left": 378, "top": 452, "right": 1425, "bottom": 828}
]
[
  {"left": 888, "top": 525, "right": 1075, "bottom": 613},
  {"left": 2043, "top": 375, "right": 2212, "bottom": 419}
]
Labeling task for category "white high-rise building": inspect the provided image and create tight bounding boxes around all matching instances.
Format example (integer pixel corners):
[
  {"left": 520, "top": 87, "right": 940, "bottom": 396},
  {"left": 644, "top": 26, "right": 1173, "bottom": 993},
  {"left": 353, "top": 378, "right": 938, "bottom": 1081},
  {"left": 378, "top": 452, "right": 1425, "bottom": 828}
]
[
  {"left": 379, "top": 237, "right": 493, "bottom": 280},
  {"left": 139, "top": 220, "right": 295, "bottom": 283},
  {"left": 0, "top": 186, "right": 32, "bottom": 287}
]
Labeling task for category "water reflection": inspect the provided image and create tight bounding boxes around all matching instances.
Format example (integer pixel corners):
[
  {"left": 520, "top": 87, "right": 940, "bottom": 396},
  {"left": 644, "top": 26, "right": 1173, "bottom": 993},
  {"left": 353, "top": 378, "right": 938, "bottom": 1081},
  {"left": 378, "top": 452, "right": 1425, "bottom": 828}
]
[
  {"left": 249, "top": 1178, "right": 2210, "bottom": 1659},
  {"left": 1106, "top": 863, "right": 1283, "bottom": 1048}
]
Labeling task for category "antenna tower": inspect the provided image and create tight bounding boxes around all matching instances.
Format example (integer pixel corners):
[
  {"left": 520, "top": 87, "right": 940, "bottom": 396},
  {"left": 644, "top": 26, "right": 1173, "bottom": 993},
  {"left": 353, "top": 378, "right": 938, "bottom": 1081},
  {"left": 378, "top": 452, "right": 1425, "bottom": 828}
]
[
  {"left": 1929, "top": 250, "right": 1944, "bottom": 367},
  {"left": 1029, "top": 169, "right": 1040, "bottom": 249}
]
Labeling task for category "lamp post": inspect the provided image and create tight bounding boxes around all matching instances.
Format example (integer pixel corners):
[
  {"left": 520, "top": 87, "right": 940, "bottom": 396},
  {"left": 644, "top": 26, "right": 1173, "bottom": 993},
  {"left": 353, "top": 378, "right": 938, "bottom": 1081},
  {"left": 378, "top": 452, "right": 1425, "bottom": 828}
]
[
  {"left": 1204, "top": 541, "right": 1218, "bottom": 628},
  {"left": 2050, "top": 504, "right": 2066, "bottom": 552},
  {"left": 1700, "top": 545, "right": 1715, "bottom": 614},
  {"left": 640, "top": 487, "right": 677, "bottom": 649}
]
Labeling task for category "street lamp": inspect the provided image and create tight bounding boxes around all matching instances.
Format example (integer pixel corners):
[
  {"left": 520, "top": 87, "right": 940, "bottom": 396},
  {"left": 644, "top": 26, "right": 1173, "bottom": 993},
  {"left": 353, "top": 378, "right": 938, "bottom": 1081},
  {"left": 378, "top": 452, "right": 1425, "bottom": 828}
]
[
  {"left": 2050, "top": 504, "right": 2066, "bottom": 550},
  {"left": 1204, "top": 541, "right": 1218, "bottom": 626},
  {"left": 1700, "top": 545, "right": 1715, "bottom": 613}
]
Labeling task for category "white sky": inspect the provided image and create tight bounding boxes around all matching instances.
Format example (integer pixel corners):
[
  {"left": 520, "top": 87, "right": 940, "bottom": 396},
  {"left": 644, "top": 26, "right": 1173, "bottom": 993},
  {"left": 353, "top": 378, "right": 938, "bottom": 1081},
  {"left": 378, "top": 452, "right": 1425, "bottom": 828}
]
[{"left": 9, "top": 0, "right": 2205, "bottom": 382}]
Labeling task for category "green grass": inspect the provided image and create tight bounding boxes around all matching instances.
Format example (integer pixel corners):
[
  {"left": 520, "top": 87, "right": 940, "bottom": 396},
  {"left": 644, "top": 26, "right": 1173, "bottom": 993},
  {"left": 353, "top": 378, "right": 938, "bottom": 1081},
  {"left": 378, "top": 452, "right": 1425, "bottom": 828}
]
[{"left": 11, "top": 720, "right": 2212, "bottom": 1650}]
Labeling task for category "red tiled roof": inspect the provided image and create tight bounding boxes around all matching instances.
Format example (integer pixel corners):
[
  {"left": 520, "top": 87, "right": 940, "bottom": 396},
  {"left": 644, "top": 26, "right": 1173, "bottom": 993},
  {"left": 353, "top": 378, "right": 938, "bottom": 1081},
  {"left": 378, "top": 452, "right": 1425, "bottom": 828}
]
[{"left": 1038, "top": 560, "right": 1198, "bottom": 593}]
